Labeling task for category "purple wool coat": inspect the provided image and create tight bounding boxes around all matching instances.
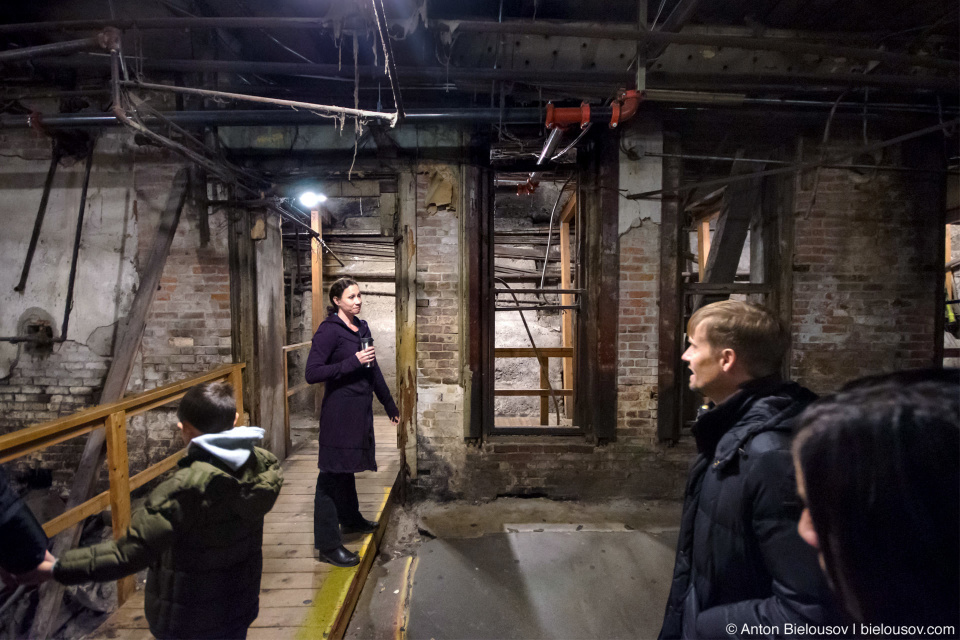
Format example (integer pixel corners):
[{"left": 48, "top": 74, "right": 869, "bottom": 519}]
[{"left": 305, "top": 313, "right": 399, "bottom": 473}]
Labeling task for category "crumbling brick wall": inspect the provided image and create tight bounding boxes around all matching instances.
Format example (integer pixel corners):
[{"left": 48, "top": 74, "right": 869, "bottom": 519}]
[
  {"left": 412, "top": 164, "right": 689, "bottom": 502},
  {"left": 790, "top": 138, "right": 940, "bottom": 393},
  {"left": 0, "top": 131, "right": 231, "bottom": 490}
]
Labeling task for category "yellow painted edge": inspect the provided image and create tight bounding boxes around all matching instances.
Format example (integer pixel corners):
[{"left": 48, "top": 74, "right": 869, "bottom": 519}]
[
  {"left": 295, "top": 487, "right": 392, "bottom": 640},
  {"left": 396, "top": 555, "right": 418, "bottom": 640}
]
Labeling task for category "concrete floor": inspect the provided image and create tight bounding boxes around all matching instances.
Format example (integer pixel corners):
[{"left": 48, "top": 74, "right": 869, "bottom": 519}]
[{"left": 346, "top": 498, "right": 681, "bottom": 640}]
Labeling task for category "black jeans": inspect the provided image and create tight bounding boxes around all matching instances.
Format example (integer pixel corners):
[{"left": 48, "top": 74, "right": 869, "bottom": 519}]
[{"left": 313, "top": 471, "right": 365, "bottom": 551}]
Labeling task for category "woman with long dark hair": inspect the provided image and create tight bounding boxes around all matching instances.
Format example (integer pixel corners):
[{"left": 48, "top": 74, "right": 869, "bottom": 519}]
[
  {"left": 792, "top": 369, "right": 959, "bottom": 630},
  {"left": 305, "top": 277, "right": 400, "bottom": 567}
]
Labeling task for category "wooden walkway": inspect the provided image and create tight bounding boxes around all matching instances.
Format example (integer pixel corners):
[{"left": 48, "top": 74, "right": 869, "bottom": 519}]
[{"left": 89, "top": 417, "right": 400, "bottom": 640}]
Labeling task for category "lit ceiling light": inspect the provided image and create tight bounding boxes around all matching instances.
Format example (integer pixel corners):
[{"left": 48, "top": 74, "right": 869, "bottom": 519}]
[{"left": 299, "top": 191, "right": 327, "bottom": 208}]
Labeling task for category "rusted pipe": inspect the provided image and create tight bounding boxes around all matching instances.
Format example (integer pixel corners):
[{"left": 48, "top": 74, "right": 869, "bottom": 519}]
[
  {"left": 14, "top": 147, "right": 61, "bottom": 293},
  {"left": 60, "top": 146, "right": 95, "bottom": 342},
  {"left": 0, "top": 28, "right": 117, "bottom": 63}
]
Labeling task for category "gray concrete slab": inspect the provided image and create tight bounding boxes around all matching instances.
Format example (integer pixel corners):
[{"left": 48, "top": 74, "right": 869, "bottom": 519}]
[{"left": 407, "top": 530, "right": 676, "bottom": 640}]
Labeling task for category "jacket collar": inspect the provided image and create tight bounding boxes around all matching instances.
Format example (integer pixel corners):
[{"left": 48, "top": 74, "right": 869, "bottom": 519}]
[
  {"left": 323, "top": 313, "right": 369, "bottom": 338},
  {"left": 693, "top": 374, "right": 804, "bottom": 459}
]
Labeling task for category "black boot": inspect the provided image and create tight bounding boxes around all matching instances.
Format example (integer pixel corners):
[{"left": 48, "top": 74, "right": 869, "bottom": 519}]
[
  {"left": 317, "top": 546, "right": 360, "bottom": 567},
  {"left": 341, "top": 517, "right": 379, "bottom": 534}
]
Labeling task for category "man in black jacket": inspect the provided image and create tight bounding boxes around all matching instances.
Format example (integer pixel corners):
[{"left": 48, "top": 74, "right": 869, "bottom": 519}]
[
  {"left": 0, "top": 467, "right": 55, "bottom": 585},
  {"left": 659, "top": 301, "right": 836, "bottom": 639}
]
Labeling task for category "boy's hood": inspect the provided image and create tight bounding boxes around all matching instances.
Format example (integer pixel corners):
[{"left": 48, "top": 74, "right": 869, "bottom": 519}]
[{"left": 188, "top": 426, "right": 265, "bottom": 471}]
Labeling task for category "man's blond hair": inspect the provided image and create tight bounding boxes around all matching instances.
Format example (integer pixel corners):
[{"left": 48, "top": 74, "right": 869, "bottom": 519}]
[{"left": 687, "top": 300, "right": 789, "bottom": 377}]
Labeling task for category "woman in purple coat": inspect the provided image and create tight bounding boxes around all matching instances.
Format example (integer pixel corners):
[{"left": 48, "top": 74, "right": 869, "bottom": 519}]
[{"left": 305, "top": 277, "right": 400, "bottom": 567}]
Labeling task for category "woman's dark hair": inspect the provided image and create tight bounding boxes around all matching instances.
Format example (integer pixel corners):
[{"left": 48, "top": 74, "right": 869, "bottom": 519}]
[
  {"left": 327, "top": 277, "right": 359, "bottom": 316},
  {"left": 177, "top": 381, "right": 237, "bottom": 434},
  {"left": 793, "top": 369, "right": 959, "bottom": 628}
]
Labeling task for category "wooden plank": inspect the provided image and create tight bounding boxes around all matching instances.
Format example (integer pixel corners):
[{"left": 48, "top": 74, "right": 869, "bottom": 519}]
[
  {"left": 42, "top": 492, "right": 109, "bottom": 538},
  {"left": 559, "top": 217, "right": 575, "bottom": 420},
  {"left": 494, "top": 389, "right": 574, "bottom": 397},
  {"left": 255, "top": 214, "right": 287, "bottom": 460},
  {"left": 105, "top": 410, "right": 135, "bottom": 606},
  {"left": 311, "top": 209, "right": 323, "bottom": 333},
  {"left": 559, "top": 193, "right": 577, "bottom": 224},
  {"left": 697, "top": 216, "right": 713, "bottom": 281},
  {"left": 129, "top": 449, "right": 186, "bottom": 491},
  {"left": 494, "top": 347, "right": 573, "bottom": 358},
  {"left": 657, "top": 134, "right": 683, "bottom": 443},
  {"left": 33, "top": 168, "right": 190, "bottom": 640}
]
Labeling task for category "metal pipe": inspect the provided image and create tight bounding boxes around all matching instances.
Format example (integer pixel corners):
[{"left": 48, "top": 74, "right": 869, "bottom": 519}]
[
  {"left": 34, "top": 55, "right": 957, "bottom": 91},
  {"left": 5, "top": 107, "right": 544, "bottom": 129},
  {"left": 123, "top": 80, "right": 398, "bottom": 125},
  {"left": 495, "top": 288, "right": 584, "bottom": 294},
  {"left": 370, "top": 0, "right": 404, "bottom": 119},
  {"left": 60, "top": 146, "right": 94, "bottom": 341},
  {"left": 435, "top": 20, "right": 959, "bottom": 72},
  {"left": 0, "top": 35, "right": 102, "bottom": 63},
  {"left": 14, "top": 147, "right": 60, "bottom": 293},
  {"left": 639, "top": 151, "right": 949, "bottom": 174},
  {"left": 627, "top": 117, "right": 960, "bottom": 199}
]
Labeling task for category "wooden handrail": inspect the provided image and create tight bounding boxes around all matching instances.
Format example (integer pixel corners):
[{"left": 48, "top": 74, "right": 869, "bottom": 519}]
[
  {"left": 0, "top": 363, "right": 245, "bottom": 463},
  {"left": 0, "top": 363, "right": 245, "bottom": 607}
]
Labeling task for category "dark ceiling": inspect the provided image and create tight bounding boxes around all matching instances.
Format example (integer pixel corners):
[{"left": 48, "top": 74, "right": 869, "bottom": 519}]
[{"left": 0, "top": 0, "right": 955, "bottom": 115}]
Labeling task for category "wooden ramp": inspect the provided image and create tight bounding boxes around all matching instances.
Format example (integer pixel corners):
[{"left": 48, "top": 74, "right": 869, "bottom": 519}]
[{"left": 88, "top": 417, "right": 400, "bottom": 640}]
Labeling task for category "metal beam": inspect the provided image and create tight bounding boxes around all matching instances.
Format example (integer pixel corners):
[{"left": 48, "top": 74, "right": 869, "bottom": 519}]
[{"left": 435, "top": 20, "right": 958, "bottom": 72}]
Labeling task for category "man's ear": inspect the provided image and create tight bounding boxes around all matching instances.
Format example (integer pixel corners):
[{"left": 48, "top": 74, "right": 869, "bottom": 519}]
[
  {"left": 177, "top": 421, "right": 184, "bottom": 432},
  {"left": 719, "top": 348, "right": 737, "bottom": 372},
  {"left": 234, "top": 412, "right": 239, "bottom": 426}
]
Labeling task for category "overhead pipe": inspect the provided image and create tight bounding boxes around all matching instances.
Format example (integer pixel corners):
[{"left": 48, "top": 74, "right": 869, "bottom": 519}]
[
  {"left": 519, "top": 90, "right": 641, "bottom": 195},
  {"left": 0, "top": 28, "right": 117, "bottom": 63},
  {"left": 27, "top": 56, "right": 958, "bottom": 91}
]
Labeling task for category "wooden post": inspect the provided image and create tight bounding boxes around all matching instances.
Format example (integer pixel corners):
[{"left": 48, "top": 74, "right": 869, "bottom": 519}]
[
  {"left": 395, "top": 170, "right": 418, "bottom": 497},
  {"left": 254, "top": 214, "right": 287, "bottom": 459},
  {"left": 311, "top": 209, "right": 323, "bottom": 417},
  {"left": 104, "top": 410, "right": 135, "bottom": 606},
  {"left": 230, "top": 365, "right": 245, "bottom": 424},
  {"left": 657, "top": 134, "right": 684, "bottom": 443},
  {"left": 559, "top": 197, "right": 576, "bottom": 420},
  {"left": 311, "top": 209, "right": 323, "bottom": 332},
  {"left": 539, "top": 356, "right": 549, "bottom": 425}
]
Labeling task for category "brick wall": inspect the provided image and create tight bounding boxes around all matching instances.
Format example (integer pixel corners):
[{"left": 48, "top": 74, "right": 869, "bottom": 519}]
[
  {"left": 790, "top": 138, "right": 940, "bottom": 393},
  {"left": 0, "top": 132, "right": 231, "bottom": 490},
  {"left": 411, "top": 164, "right": 689, "bottom": 502},
  {"left": 412, "top": 166, "right": 467, "bottom": 496}
]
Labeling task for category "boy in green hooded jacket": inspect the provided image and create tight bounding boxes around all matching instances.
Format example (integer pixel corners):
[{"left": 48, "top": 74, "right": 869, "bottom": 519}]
[{"left": 53, "top": 381, "right": 283, "bottom": 640}]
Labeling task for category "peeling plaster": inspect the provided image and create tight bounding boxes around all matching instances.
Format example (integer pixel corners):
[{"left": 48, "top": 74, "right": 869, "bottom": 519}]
[
  {"left": 618, "top": 122, "right": 663, "bottom": 236},
  {"left": 0, "top": 134, "right": 140, "bottom": 371}
]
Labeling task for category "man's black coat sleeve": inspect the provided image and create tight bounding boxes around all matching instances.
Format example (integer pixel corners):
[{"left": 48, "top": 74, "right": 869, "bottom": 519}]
[{"left": 0, "top": 468, "right": 48, "bottom": 574}]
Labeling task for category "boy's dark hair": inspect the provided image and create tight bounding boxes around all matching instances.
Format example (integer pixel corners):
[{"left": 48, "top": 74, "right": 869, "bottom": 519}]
[
  {"left": 177, "top": 381, "right": 237, "bottom": 433},
  {"left": 793, "top": 369, "right": 959, "bottom": 628}
]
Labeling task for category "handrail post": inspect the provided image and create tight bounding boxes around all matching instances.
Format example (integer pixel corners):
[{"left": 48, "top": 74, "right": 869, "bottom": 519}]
[
  {"left": 230, "top": 365, "right": 245, "bottom": 425},
  {"left": 105, "top": 410, "right": 135, "bottom": 605},
  {"left": 282, "top": 351, "right": 292, "bottom": 454}
]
